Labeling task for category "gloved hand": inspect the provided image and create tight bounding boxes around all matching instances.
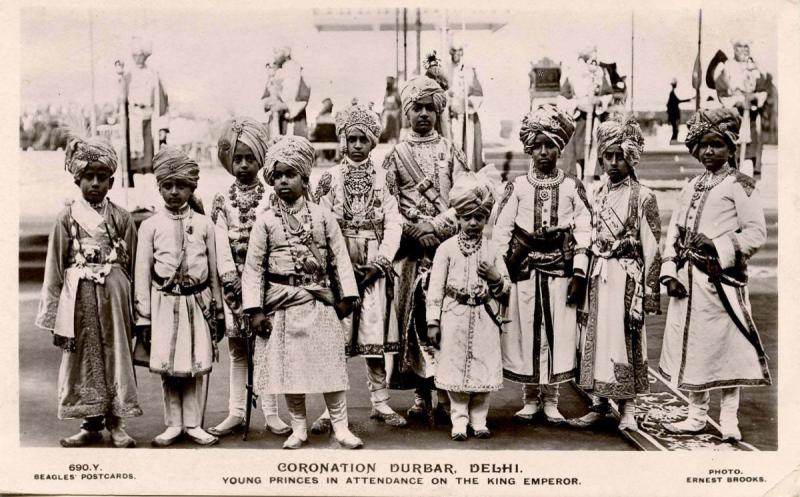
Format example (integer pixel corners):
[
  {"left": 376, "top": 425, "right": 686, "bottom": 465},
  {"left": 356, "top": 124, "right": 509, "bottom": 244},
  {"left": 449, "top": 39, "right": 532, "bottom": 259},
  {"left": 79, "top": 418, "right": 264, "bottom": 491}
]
[
  {"left": 334, "top": 298, "right": 357, "bottom": 320},
  {"left": 248, "top": 310, "right": 272, "bottom": 339},
  {"left": 566, "top": 275, "right": 587, "bottom": 307},
  {"left": 357, "top": 264, "right": 382, "bottom": 290},
  {"left": 664, "top": 277, "right": 688, "bottom": 298}
]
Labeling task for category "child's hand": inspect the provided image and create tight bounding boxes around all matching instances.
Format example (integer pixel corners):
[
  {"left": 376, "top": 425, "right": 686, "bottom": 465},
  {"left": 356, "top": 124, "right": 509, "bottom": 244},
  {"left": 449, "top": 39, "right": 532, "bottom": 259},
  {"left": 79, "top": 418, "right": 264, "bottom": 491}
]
[
  {"left": 478, "top": 261, "right": 502, "bottom": 285},
  {"left": 302, "top": 257, "right": 320, "bottom": 274},
  {"left": 248, "top": 311, "right": 271, "bottom": 339},
  {"left": 427, "top": 323, "right": 441, "bottom": 349}
]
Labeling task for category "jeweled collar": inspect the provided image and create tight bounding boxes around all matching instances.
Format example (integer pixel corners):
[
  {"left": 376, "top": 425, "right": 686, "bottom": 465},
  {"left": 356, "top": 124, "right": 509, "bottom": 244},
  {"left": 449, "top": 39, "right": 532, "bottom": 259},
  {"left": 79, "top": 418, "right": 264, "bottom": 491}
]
[
  {"left": 344, "top": 156, "right": 373, "bottom": 172},
  {"left": 408, "top": 130, "right": 439, "bottom": 144},
  {"left": 526, "top": 166, "right": 564, "bottom": 188},
  {"left": 233, "top": 178, "right": 261, "bottom": 191}
]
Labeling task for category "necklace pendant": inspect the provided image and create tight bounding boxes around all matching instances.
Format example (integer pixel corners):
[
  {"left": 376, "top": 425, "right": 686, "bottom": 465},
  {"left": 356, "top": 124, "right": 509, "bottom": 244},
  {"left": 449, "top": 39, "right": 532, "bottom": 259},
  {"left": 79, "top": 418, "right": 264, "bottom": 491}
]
[{"left": 539, "top": 189, "right": 551, "bottom": 201}]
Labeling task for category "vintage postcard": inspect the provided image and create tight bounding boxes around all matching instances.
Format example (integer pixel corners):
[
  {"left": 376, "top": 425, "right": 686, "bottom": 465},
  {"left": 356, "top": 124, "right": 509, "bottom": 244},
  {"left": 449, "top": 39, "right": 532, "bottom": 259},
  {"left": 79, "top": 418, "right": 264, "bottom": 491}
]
[{"left": 1, "top": 0, "right": 798, "bottom": 495}]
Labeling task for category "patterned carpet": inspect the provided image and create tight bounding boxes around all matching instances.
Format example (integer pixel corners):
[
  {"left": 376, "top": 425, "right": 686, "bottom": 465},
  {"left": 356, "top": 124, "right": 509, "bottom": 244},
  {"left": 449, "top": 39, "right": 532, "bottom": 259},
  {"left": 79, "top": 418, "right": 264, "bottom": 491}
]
[{"left": 582, "top": 369, "right": 758, "bottom": 451}]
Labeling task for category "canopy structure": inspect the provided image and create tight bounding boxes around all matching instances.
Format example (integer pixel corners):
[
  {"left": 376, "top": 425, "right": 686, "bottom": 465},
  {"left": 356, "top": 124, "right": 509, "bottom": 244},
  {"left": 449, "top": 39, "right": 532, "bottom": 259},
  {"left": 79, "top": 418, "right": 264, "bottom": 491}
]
[{"left": 312, "top": 8, "right": 509, "bottom": 80}]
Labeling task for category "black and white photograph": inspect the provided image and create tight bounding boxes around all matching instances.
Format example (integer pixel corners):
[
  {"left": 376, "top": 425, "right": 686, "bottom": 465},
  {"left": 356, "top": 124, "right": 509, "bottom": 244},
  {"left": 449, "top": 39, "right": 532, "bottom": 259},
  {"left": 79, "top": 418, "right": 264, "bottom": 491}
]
[{"left": 3, "top": 0, "right": 799, "bottom": 495}]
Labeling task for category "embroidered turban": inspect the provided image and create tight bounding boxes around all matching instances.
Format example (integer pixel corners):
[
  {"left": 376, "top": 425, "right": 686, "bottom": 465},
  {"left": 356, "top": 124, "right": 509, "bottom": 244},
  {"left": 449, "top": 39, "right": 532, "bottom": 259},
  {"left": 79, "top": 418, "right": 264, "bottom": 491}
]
[
  {"left": 519, "top": 104, "right": 576, "bottom": 154},
  {"left": 449, "top": 173, "right": 495, "bottom": 217},
  {"left": 400, "top": 75, "right": 447, "bottom": 116},
  {"left": 153, "top": 146, "right": 200, "bottom": 188},
  {"left": 263, "top": 135, "right": 315, "bottom": 184},
  {"left": 217, "top": 117, "right": 269, "bottom": 175},
  {"left": 685, "top": 108, "right": 741, "bottom": 159},
  {"left": 335, "top": 103, "right": 382, "bottom": 154},
  {"left": 596, "top": 114, "right": 645, "bottom": 167},
  {"left": 64, "top": 136, "right": 118, "bottom": 181}
]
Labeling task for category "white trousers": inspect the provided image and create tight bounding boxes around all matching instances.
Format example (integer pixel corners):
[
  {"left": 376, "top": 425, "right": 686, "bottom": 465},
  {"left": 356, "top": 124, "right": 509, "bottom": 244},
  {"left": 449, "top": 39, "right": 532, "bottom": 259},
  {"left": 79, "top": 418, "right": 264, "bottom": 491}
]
[
  {"left": 447, "top": 391, "right": 490, "bottom": 432},
  {"left": 228, "top": 337, "right": 281, "bottom": 418}
]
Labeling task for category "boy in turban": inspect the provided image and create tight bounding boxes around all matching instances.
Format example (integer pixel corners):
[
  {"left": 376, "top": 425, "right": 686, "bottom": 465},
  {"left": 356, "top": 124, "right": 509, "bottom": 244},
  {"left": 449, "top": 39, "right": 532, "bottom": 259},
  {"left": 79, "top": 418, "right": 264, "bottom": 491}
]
[
  {"left": 382, "top": 75, "right": 469, "bottom": 423},
  {"left": 493, "top": 103, "right": 592, "bottom": 424},
  {"left": 426, "top": 173, "right": 510, "bottom": 440},
  {"left": 134, "top": 147, "right": 225, "bottom": 447},
  {"left": 569, "top": 116, "right": 662, "bottom": 432},
  {"left": 311, "top": 103, "right": 407, "bottom": 431},
  {"left": 658, "top": 108, "right": 769, "bottom": 442},
  {"left": 242, "top": 136, "right": 364, "bottom": 449},
  {"left": 206, "top": 118, "right": 291, "bottom": 438},
  {"left": 36, "top": 134, "right": 141, "bottom": 448}
]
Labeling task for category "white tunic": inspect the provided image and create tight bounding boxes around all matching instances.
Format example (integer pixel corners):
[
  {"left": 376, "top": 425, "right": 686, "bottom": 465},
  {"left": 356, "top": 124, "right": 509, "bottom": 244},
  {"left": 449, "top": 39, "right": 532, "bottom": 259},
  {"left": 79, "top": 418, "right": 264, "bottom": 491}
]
[
  {"left": 578, "top": 178, "right": 662, "bottom": 399},
  {"left": 426, "top": 236, "right": 509, "bottom": 392},
  {"left": 658, "top": 168, "right": 770, "bottom": 391},
  {"left": 492, "top": 169, "right": 592, "bottom": 385}
]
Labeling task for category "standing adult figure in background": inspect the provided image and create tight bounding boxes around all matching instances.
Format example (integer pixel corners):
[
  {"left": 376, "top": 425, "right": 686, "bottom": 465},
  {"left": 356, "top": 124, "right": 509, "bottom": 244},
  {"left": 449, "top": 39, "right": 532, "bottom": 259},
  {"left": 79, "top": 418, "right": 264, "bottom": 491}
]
[
  {"left": 447, "top": 35, "right": 484, "bottom": 172},
  {"left": 667, "top": 78, "right": 693, "bottom": 143}
]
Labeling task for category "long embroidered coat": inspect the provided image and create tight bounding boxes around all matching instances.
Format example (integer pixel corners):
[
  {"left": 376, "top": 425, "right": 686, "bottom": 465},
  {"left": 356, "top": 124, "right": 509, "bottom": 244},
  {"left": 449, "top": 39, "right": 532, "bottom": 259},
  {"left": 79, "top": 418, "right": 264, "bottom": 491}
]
[
  {"left": 426, "top": 236, "right": 510, "bottom": 392},
  {"left": 658, "top": 168, "right": 770, "bottom": 391},
  {"left": 382, "top": 131, "right": 469, "bottom": 386},
  {"left": 241, "top": 199, "right": 359, "bottom": 394},
  {"left": 492, "top": 169, "right": 592, "bottom": 385},
  {"left": 578, "top": 178, "right": 661, "bottom": 399},
  {"left": 36, "top": 198, "right": 142, "bottom": 420},
  {"left": 211, "top": 180, "right": 272, "bottom": 338},
  {"left": 134, "top": 207, "right": 222, "bottom": 377},
  {"left": 315, "top": 158, "right": 404, "bottom": 356}
]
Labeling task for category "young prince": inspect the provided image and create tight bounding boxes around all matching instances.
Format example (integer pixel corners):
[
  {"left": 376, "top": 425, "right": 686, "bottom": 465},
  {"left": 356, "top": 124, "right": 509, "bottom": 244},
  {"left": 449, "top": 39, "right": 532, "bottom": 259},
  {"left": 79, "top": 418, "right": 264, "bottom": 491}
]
[{"left": 36, "top": 133, "right": 141, "bottom": 448}]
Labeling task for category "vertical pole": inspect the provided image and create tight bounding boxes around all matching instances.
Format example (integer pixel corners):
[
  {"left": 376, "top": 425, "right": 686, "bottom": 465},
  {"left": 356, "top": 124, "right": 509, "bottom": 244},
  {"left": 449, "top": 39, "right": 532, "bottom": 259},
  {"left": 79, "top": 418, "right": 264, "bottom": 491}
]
[
  {"left": 415, "top": 8, "right": 421, "bottom": 76},
  {"left": 89, "top": 10, "right": 97, "bottom": 136},
  {"left": 630, "top": 10, "right": 635, "bottom": 113},
  {"left": 696, "top": 9, "right": 702, "bottom": 111},
  {"left": 395, "top": 9, "right": 400, "bottom": 81},
  {"left": 403, "top": 8, "right": 408, "bottom": 81}
]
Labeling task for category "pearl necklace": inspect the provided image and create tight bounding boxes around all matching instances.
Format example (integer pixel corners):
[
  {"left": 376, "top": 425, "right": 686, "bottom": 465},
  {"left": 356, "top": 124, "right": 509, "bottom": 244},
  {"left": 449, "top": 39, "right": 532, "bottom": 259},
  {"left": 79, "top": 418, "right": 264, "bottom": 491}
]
[
  {"left": 526, "top": 167, "right": 564, "bottom": 189},
  {"left": 694, "top": 166, "right": 731, "bottom": 192}
]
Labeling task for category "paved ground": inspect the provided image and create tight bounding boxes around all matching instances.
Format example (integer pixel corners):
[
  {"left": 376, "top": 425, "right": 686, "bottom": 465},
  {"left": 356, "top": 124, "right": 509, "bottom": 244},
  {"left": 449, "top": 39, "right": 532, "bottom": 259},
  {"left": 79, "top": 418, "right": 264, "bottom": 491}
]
[{"left": 18, "top": 276, "right": 777, "bottom": 451}]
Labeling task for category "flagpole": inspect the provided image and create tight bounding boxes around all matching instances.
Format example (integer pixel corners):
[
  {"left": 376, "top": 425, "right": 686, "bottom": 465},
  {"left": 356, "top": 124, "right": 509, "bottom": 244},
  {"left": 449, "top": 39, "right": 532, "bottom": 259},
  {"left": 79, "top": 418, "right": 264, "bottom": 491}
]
[
  {"left": 630, "top": 10, "right": 634, "bottom": 113},
  {"left": 89, "top": 10, "right": 97, "bottom": 136},
  {"left": 696, "top": 9, "right": 702, "bottom": 111}
]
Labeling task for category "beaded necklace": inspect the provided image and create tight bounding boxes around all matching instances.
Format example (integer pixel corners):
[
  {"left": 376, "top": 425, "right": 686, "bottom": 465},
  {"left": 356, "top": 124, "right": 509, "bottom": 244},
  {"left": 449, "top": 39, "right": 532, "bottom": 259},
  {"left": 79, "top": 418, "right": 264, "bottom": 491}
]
[
  {"left": 694, "top": 165, "right": 731, "bottom": 191},
  {"left": 457, "top": 231, "right": 483, "bottom": 257},
  {"left": 277, "top": 198, "right": 315, "bottom": 273}
]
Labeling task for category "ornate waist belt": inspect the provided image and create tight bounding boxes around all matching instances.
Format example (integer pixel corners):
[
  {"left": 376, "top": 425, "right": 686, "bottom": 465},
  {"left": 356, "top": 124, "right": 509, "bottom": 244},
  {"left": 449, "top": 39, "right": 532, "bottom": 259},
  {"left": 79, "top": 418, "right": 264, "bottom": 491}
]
[
  {"left": 265, "top": 272, "right": 328, "bottom": 288},
  {"left": 445, "top": 286, "right": 489, "bottom": 306},
  {"left": 152, "top": 273, "right": 209, "bottom": 296}
]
